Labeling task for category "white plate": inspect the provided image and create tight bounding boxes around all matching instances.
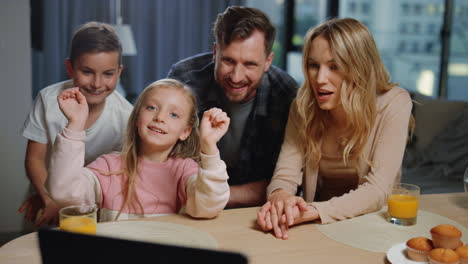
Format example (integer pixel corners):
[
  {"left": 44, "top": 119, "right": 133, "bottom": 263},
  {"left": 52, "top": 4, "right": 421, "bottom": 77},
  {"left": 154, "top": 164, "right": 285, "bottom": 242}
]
[{"left": 387, "top": 242, "right": 428, "bottom": 264}]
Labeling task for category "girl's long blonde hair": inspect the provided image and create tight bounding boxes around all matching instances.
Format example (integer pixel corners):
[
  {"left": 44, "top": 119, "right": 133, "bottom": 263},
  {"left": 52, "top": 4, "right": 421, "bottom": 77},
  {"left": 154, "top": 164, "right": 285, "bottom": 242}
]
[
  {"left": 114, "top": 79, "right": 200, "bottom": 220},
  {"left": 296, "top": 18, "right": 413, "bottom": 169}
]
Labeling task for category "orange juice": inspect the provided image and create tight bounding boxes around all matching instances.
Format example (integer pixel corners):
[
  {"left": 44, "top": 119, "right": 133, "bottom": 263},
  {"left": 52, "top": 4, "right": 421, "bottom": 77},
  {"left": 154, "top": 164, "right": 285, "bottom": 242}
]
[
  {"left": 60, "top": 216, "right": 97, "bottom": 234},
  {"left": 387, "top": 194, "right": 419, "bottom": 218}
]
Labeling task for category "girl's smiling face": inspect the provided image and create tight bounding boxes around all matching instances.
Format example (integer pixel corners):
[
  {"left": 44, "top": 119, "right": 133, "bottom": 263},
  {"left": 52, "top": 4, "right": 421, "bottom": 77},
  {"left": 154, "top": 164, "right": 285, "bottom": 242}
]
[{"left": 137, "top": 87, "right": 193, "bottom": 158}]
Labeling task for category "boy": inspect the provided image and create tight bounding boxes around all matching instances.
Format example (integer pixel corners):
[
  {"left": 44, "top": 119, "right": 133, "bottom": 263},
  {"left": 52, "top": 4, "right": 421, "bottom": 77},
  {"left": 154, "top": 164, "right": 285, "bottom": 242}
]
[{"left": 19, "top": 22, "right": 133, "bottom": 226}]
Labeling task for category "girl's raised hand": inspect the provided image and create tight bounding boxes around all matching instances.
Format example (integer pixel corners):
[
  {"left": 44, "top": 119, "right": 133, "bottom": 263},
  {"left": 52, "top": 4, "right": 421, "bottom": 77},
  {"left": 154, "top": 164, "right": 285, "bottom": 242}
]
[
  {"left": 57, "top": 87, "right": 88, "bottom": 131},
  {"left": 200, "top": 107, "right": 230, "bottom": 155}
]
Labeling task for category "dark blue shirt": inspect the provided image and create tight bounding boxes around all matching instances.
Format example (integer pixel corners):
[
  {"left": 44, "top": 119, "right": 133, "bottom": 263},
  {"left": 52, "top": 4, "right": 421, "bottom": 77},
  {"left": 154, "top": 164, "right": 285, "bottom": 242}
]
[{"left": 168, "top": 52, "right": 298, "bottom": 185}]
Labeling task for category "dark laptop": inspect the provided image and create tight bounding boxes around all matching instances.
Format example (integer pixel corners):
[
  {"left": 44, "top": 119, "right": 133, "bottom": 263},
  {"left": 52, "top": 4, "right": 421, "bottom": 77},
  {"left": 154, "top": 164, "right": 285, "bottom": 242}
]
[{"left": 38, "top": 228, "right": 248, "bottom": 264}]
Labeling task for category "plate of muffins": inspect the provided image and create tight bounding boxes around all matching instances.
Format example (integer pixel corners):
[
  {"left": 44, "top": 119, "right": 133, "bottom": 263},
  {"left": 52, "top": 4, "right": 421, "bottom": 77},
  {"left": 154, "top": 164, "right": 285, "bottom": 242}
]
[{"left": 387, "top": 224, "right": 468, "bottom": 264}]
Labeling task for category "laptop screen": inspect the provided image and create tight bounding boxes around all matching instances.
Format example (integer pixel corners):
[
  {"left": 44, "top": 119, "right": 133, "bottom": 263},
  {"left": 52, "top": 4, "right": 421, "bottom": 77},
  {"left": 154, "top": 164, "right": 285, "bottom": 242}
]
[{"left": 38, "top": 228, "right": 248, "bottom": 264}]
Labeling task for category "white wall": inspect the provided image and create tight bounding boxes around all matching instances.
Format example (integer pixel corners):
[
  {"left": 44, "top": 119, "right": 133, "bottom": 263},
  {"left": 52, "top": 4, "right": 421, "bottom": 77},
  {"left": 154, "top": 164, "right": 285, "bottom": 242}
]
[{"left": 0, "top": 0, "right": 33, "bottom": 243}]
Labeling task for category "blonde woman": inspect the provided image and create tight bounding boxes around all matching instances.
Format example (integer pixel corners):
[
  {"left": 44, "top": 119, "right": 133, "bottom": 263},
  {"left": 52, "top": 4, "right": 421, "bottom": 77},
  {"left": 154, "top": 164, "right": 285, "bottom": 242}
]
[{"left": 257, "top": 18, "right": 414, "bottom": 239}]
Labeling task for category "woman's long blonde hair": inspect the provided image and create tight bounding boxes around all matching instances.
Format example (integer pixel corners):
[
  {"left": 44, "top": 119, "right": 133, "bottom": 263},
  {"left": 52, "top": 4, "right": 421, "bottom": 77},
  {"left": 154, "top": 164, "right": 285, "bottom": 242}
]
[
  {"left": 296, "top": 18, "right": 413, "bottom": 169},
  {"left": 114, "top": 79, "right": 200, "bottom": 220}
]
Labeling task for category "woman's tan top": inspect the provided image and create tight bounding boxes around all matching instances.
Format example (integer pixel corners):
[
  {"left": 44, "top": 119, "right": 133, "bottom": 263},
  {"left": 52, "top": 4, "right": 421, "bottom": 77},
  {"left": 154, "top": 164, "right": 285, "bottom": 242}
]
[
  {"left": 315, "top": 154, "right": 359, "bottom": 202},
  {"left": 267, "top": 86, "right": 412, "bottom": 224}
]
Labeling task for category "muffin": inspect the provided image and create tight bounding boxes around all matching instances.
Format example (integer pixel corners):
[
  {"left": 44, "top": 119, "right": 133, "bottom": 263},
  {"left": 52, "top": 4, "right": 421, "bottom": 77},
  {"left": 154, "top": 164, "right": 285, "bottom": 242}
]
[
  {"left": 456, "top": 245, "right": 468, "bottom": 264},
  {"left": 431, "top": 225, "right": 463, "bottom": 249},
  {"left": 406, "top": 237, "right": 434, "bottom": 262},
  {"left": 428, "top": 248, "right": 460, "bottom": 264}
]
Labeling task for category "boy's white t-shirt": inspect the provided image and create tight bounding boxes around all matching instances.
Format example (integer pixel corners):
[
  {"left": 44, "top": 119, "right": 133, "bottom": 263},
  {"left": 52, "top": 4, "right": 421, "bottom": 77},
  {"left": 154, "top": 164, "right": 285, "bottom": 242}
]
[{"left": 22, "top": 80, "right": 133, "bottom": 165}]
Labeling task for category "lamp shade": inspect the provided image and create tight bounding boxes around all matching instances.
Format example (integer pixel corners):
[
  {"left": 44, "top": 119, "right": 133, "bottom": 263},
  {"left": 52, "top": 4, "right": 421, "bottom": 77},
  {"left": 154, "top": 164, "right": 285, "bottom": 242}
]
[{"left": 113, "top": 24, "right": 137, "bottom": 56}]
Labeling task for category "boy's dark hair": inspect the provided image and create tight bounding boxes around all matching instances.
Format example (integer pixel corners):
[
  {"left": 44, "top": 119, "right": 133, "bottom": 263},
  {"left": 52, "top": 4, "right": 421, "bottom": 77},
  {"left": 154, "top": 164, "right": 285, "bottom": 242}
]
[
  {"left": 213, "top": 6, "right": 276, "bottom": 56},
  {"left": 69, "top": 21, "right": 122, "bottom": 66}
]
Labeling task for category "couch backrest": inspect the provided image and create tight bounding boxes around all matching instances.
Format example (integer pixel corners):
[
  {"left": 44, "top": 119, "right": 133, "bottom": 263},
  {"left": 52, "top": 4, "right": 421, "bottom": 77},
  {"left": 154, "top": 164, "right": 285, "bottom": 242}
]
[{"left": 411, "top": 92, "right": 468, "bottom": 151}]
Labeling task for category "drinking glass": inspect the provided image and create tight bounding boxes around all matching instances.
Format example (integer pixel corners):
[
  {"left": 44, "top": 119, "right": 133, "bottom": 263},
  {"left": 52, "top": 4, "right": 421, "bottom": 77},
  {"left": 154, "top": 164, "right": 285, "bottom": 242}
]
[
  {"left": 464, "top": 166, "right": 468, "bottom": 192},
  {"left": 387, "top": 183, "right": 420, "bottom": 226},
  {"left": 59, "top": 204, "right": 97, "bottom": 235}
]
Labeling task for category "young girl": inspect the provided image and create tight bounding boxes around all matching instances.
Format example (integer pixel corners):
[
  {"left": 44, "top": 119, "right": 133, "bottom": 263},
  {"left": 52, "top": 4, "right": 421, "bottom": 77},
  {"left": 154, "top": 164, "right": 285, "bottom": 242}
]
[
  {"left": 48, "top": 79, "right": 230, "bottom": 221},
  {"left": 257, "top": 18, "right": 414, "bottom": 239}
]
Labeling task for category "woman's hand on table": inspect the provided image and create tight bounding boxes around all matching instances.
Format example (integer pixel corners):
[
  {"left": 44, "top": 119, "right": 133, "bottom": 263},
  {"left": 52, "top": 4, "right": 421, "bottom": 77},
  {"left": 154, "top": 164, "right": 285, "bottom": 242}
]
[
  {"left": 257, "top": 201, "right": 320, "bottom": 239},
  {"left": 268, "top": 189, "right": 309, "bottom": 226},
  {"left": 257, "top": 202, "right": 300, "bottom": 239},
  {"left": 257, "top": 189, "right": 313, "bottom": 239}
]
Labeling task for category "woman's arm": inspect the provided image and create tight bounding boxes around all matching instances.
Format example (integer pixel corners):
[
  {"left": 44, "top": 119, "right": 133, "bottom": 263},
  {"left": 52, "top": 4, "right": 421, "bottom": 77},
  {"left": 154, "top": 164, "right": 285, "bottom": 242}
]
[
  {"left": 266, "top": 101, "right": 305, "bottom": 197},
  {"left": 258, "top": 102, "right": 309, "bottom": 238},
  {"left": 312, "top": 90, "right": 413, "bottom": 224}
]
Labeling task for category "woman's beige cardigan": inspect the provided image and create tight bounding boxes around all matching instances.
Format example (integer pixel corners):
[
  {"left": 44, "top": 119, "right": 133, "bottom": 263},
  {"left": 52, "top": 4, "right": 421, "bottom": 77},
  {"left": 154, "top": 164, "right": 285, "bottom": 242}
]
[{"left": 267, "top": 87, "right": 413, "bottom": 224}]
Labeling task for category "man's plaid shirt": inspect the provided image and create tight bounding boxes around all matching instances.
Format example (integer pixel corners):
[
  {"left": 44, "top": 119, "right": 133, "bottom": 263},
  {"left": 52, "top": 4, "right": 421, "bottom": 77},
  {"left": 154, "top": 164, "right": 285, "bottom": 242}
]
[{"left": 168, "top": 52, "right": 298, "bottom": 185}]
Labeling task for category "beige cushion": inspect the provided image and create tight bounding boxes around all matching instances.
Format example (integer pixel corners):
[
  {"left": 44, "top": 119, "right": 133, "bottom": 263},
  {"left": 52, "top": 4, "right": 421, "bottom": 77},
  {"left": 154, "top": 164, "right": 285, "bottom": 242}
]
[{"left": 412, "top": 93, "right": 467, "bottom": 151}]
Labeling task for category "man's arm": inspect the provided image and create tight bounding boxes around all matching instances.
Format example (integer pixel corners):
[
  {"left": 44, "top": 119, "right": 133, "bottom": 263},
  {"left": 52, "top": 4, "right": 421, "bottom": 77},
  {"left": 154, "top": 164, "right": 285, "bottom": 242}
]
[
  {"left": 226, "top": 180, "right": 269, "bottom": 208},
  {"left": 19, "top": 140, "right": 61, "bottom": 225},
  {"left": 20, "top": 140, "right": 61, "bottom": 226}
]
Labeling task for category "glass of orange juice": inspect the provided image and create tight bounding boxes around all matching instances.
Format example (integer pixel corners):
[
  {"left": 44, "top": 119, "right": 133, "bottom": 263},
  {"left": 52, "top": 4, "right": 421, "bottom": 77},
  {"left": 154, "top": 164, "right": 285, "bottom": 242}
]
[
  {"left": 387, "top": 183, "right": 420, "bottom": 226},
  {"left": 59, "top": 204, "right": 97, "bottom": 234}
]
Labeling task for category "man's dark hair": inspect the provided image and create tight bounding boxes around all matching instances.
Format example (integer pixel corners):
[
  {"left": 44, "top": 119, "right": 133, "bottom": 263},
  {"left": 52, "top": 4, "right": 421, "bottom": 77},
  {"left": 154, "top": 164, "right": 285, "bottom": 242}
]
[
  {"left": 213, "top": 6, "right": 276, "bottom": 56},
  {"left": 69, "top": 21, "right": 122, "bottom": 66}
]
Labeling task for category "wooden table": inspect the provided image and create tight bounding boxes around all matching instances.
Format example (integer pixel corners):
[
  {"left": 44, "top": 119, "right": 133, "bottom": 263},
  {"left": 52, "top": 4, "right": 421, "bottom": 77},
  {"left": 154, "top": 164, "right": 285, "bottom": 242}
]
[{"left": 1, "top": 193, "right": 467, "bottom": 264}]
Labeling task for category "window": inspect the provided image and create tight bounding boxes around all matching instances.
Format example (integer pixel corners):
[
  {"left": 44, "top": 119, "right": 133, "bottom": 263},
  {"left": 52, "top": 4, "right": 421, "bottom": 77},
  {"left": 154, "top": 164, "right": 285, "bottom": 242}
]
[
  {"left": 414, "top": 3, "right": 422, "bottom": 15},
  {"left": 438, "top": 4, "right": 445, "bottom": 15},
  {"left": 427, "top": 23, "right": 436, "bottom": 34},
  {"left": 400, "top": 23, "right": 407, "bottom": 34},
  {"left": 427, "top": 4, "right": 437, "bottom": 16},
  {"left": 425, "top": 42, "right": 434, "bottom": 53},
  {"left": 447, "top": 1, "right": 468, "bottom": 100},
  {"left": 245, "top": 0, "right": 286, "bottom": 67},
  {"left": 247, "top": 0, "right": 323, "bottom": 82},
  {"left": 455, "top": 5, "right": 462, "bottom": 16},
  {"left": 362, "top": 20, "right": 370, "bottom": 28},
  {"left": 413, "top": 23, "right": 420, "bottom": 34},
  {"left": 248, "top": 0, "right": 468, "bottom": 101},
  {"left": 399, "top": 41, "right": 407, "bottom": 53},
  {"left": 411, "top": 42, "right": 419, "bottom": 53},
  {"left": 293, "top": 0, "right": 321, "bottom": 46},
  {"left": 402, "top": 3, "right": 409, "bottom": 15},
  {"left": 362, "top": 2, "right": 370, "bottom": 15},
  {"left": 338, "top": 1, "right": 443, "bottom": 96},
  {"left": 349, "top": 2, "right": 357, "bottom": 13}
]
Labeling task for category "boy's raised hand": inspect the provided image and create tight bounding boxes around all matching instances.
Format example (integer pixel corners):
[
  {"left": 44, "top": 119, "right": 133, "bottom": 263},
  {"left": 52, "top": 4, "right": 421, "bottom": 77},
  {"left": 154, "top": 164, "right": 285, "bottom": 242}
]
[
  {"left": 57, "top": 88, "right": 88, "bottom": 131},
  {"left": 200, "top": 107, "right": 230, "bottom": 155}
]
